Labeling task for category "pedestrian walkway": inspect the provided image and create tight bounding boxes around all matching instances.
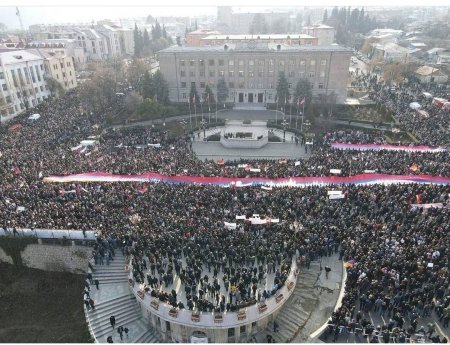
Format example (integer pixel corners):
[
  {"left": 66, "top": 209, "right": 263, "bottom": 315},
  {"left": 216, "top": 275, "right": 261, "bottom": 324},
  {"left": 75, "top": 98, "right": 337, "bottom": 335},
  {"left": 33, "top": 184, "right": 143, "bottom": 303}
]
[{"left": 85, "top": 252, "right": 161, "bottom": 343}]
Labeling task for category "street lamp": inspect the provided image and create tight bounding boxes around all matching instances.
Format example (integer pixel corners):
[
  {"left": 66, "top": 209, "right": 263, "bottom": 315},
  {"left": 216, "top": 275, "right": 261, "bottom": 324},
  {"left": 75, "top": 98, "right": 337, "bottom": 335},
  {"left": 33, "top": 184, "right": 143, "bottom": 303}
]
[{"left": 281, "top": 118, "right": 289, "bottom": 142}]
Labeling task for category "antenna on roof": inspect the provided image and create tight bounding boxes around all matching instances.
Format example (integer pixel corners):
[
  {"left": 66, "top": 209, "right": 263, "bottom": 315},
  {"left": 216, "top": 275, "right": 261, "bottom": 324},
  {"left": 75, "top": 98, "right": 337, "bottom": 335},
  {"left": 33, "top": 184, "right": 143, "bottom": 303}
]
[{"left": 16, "top": 7, "right": 24, "bottom": 32}]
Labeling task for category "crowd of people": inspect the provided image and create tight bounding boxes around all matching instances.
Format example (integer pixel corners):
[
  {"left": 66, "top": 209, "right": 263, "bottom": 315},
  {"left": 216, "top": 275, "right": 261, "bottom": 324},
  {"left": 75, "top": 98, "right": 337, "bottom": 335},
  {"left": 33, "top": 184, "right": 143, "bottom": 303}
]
[{"left": 1, "top": 79, "right": 449, "bottom": 343}]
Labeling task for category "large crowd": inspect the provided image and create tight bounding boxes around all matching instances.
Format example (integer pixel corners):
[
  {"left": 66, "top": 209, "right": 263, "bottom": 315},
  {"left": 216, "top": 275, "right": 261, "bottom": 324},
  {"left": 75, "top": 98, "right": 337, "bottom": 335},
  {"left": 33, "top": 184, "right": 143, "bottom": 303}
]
[{"left": 1, "top": 76, "right": 449, "bottom": 343}]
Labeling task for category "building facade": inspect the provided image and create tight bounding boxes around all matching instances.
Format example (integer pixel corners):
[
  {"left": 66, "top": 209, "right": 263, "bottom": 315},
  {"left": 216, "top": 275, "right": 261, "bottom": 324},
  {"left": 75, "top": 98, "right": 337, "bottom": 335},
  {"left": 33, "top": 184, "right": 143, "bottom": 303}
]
[
  {"left": 186, "top": 29, "right": 221, "bottom": 47},
  {"left": 26, "top": 49, "right": 78, "bottom": 92},
  {"left": 0, "top": 50, "right": 51, "bottom": 120},
  {"left": 200, "top": 34, "right": 318, "bottom": 47},
  {"left": 302, "top": 25, "right": 336, "bottom": 45},
  {"left": 27, "top": 39, "right": 87, "bottom": 69},
  {"left": 158, "top": 43, "right": 351, "bottom": 105}
]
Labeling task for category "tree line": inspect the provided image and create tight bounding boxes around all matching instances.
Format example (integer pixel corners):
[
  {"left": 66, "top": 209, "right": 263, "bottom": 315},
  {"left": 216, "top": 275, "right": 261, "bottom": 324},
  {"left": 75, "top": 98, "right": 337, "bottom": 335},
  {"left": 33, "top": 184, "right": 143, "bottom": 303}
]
[{"left": 133, "top": 20, "right": 173, "bottom": 58}]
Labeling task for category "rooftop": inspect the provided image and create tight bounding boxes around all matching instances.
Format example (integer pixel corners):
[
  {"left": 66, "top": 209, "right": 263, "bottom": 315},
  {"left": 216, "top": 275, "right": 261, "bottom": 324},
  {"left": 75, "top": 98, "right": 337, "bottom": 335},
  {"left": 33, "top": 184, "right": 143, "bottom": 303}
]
[
  {"left": 415, "top": 66, "right": 442, "bottom": 76},
  {"left": 159, "top": 43, "right": 352, "bottom": 54},
  {"left": 202, "top": 34, "right": 316, "bottom": 41},
  {"left": 0, "top": 50, "right": 43, "bottom": 65}
]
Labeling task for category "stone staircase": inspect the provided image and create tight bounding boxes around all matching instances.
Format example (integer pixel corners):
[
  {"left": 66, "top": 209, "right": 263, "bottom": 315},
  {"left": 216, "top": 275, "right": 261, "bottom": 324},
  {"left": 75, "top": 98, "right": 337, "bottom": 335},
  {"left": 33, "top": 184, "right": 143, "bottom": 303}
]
[
  {"left": 85, "top": 252, "right": 161, "bottom": 343},
  {"left": 265, "top": 261, "right": 321, "bottom": 343}
]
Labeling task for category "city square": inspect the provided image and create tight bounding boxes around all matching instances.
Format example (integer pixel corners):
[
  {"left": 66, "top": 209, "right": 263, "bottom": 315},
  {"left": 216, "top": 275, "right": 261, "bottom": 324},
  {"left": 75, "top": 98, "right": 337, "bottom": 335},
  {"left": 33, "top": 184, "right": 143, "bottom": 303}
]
[{"left": 1, "top": 2, "right": 450, "bottom": 344}]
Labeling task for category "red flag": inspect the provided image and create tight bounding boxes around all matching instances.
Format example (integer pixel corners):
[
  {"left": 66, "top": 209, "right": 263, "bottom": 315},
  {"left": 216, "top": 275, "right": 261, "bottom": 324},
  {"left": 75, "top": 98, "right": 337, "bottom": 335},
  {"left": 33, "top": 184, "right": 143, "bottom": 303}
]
[
  {"left": 217, "top": 159, "right": 225, "bottom": 165},
  {"left": 300, "top": 98, "right": 305, "bottom": 105},
  {"left": 138, "top": 186, "right": 148, "bottom": 194},
  {"left": 14, "top": 166, "right": 21, "bottom": 175}
]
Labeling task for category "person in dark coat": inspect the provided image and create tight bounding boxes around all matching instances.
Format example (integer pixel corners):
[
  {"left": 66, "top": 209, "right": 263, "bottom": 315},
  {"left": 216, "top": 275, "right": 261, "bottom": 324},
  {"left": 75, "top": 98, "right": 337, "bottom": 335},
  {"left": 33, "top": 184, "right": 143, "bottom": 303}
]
[{"left": 110, "top": 315, "right": 116, "bottom": 329}]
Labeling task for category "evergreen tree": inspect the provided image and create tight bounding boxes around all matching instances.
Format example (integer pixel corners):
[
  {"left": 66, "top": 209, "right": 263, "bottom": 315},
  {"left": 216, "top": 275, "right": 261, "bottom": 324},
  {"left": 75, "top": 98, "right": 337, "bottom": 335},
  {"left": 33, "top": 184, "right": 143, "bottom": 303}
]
[
  {"left": 189, "top": 83, "right": 200, "bottom": 106},
  {"left": 143, "top": 29, "right": 151, "bottom": 50},
  {"left": 162, "top": 25, "right": 167, "bottom": 39},
  {"left": 194, "top": 20, "right": 198, "bottom": 30},
  {"left": 152, "top": 20, "right": 162, "bottom": 41},
  {"left": 250, "top": 13, "right": 268, "bottom": 34},
  {"left": 133, "top": 23, "right": 142, "bottom": 57},
  {"left": 216, "top": 78, "right": 228, "bottom": 104},
  {"left": 176, "top": 36, "right": 182, "bottom": 46},
  {"left": 276, "top": 72, "right": 290, "bottom": 106},
  {"left": 204, "top": 84, "right": 215, "bottom": 103},
  {"left": 293, "top": 78, "right": 312, "bottom": 105},
  {"left": 152, "top": 71, "right": 170, "bottom": 105},
  {"left": 323, "top": 9, "right": 328, "bottom": 24},
  {"left": 306, "top": 15, "right": 312, "bottom": 26},
  {"left": 141, "top": 71, "right": 155, "bottom": 99}
]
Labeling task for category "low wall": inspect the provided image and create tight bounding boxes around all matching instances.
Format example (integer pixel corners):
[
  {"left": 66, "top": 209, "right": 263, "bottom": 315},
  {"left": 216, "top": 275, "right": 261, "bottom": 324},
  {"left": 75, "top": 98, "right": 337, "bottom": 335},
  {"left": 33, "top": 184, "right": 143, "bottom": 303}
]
[{"left": 0, "top": 240, "right": 92, "bottom": 274}]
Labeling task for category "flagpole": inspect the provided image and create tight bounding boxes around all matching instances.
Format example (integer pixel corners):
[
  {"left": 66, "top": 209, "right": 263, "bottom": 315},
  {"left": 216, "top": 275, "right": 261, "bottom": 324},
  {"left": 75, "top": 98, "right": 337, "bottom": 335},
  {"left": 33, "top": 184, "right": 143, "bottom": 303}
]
[
  {"left": 296, "top": 100, "right": 299, "bottom": 129},
  {"left": 208, "top": 96, "right": 211, "bottom": 124},
  {"left": 215, "top": 93, "right": 218, "bottom": 124},
  {"left": 188, "top": 98, "right": 192, "bottom": 130},
  {"left": 289, "top": 99, "right": 292, "bottom": 126},
  {"left": 301, "top": 101, "right": 305, "bottom": 133},
  {"left": 194, "top": 99, "right": 197, "bottom": 127}
]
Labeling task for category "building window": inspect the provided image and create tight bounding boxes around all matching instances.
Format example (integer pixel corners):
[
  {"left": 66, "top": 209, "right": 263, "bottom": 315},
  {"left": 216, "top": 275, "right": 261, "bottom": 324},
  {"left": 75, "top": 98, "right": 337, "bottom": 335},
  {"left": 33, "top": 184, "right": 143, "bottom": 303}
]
[
  {"left": 6, "top": 95, "right": 11, "bottom": 103},
  {"left": 299, "top": 71, "right": 305, "bottom": 78},
  {"left": 238, "top": 60, "right": 244, "bottom": 66},
  {"left": 191, "top": 82, "right": 196, "bottom": 88},
  {"left": 56, "top": 74, "right": 59, "bottom": 79},
  {"left": 40, "top": 64, "right": 44, "bottom": 70},
  {"left": 208, "top": 59, "right": 215, "bottom": 66},
  {"left": 240, "top": 325, "right": 246, "bottom": 334},
  {"left": 180, "top": 70, "right": 186, "bottom": 77},
  {"left": 199, "top": 59, "right": 204, "bottom": 66},
  {"left": 258, "top": 60, "right": 264, "bottom": 66},
  {"left": 310, "top": 60, "right": 316, "bottom": 66},
  {"left": 318, "top": 83, "right": 324, "bottom": 89},
  {"left": 269, "top": 83, "right": 274, "bottom": 89},
  {"left": 288, "top": 83, "right": 293, "bottom": 88},
  {"left": 249, "top": 82, "right": 254, "bottom": 88},
  {"left": 269, "top": 59, "right": 274, "bottom": 65},
  {"left": 199, "top": 70, "right": 205, "bottom": 77},
  {"left": 209, "top": 71, "right": 215, "bottom": 77},
  {"left": 289, "top": 59, "right": 295, "bottom": 66},
  {"left": 248, "top": 71, "right": 254, "bottom": 77},
  {"left": 0, "top": 72, "right": 4, "bottom": 79},
  {"left": 288, "top": 71, "right": 294, "bottom": 77},
  {"left": 238, "top": 71, "right": 244, "bottom": 77},
  {"left": 200, "top": 82, "right": 205, "bottom": 88},
  {"left": 190, "top": 59, "right": 195, "bottom": 66},
  {"left": 182, "top": 93, "right": 186, "bottom": 98},
  {"left": 219, "top": 70, "right": 225, "bottom": 77},
  {"left": 190, "top": 71, "right": 195, "bottom": 77},
  {"left": 40, "top": 86, "right": 44, "bottom": 91},
  {"left": 229, "top": 82, "right": 234, "bottom": 88},
  {"left": 238, "top": 81, "right": 245, "bottom": 88},
  {"left": 258, "top": 83, "right": 263, "bottom": 88},
  {"left": 181, "top": 82, "right": 186, "bottom": 88},
  {"left": 2, "top": 84, "right": 7, "bottom": 91},
  {"left": 228, "top": 71, "right": 234, "bottom": 77},
  {"left": 300, "top": 60, "right": 306, "bottom": 66},
  {"left": 309, "top": 71, "right": 315, "bottom": 78},
  {"left": 180, "top": 60, "right": 185, "bottom": 66},
  {"left": 219, "top": 59, "right": 224, "bottom": 66},
  {"left": 279, "top": 60, "right": 285, "bottom": 67},
  {"left": 321, "top": 59, "right": 327, "bottom": 66},
  {"left": 320, "top": 71, "right": 325, "bottom": 78},
  {"left": 228, "top": 328, "right": 235, "bottom": 337},
  {"left": 249, "top": 60, "right": 254, "bottom": 66},
  {"left": 229, "top": 60, "right": 234, "bottom": 66},
  {"left": 258, "top": 70, "right": 264, "bottom": 77},
  {"left": 268, "top": 71, "right": 274, "bottom": 77}
]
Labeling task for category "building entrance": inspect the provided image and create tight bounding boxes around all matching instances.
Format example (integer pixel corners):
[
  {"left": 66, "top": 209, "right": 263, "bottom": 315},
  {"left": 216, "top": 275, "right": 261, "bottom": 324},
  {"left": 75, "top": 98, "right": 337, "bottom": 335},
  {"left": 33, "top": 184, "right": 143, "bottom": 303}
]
[
  {"left": 238, "top": 93, "right": 244, "bottom": 103},
  {"left": 258, "top": 93, "right": 264, "bottom": 103},
  {"left": 248, "top": 93, "right": 253, "bottom": 103}
]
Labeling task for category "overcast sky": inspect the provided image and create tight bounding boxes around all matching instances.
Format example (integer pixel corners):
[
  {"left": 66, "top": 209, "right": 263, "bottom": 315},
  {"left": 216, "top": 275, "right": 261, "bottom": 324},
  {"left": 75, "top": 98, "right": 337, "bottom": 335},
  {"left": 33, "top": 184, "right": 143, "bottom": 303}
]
[{"left": 1, "top": 0, "right": 448, "bottom": 30}]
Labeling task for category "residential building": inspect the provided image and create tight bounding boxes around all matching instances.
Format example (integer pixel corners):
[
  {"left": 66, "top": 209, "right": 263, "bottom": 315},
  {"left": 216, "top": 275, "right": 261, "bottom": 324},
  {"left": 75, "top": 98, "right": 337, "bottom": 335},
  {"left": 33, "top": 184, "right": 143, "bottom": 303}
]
[
  {"left": 415, "top": 66, "right": 448, "bottom": 84},
  {"left": 26, "top": 49, "right": 78, "bottom": 92},
  {"left": 200, "top": 34, "right": 318, "bottom": 47},
  {"left": 27, "top": 39, "right": 87, "bottom": 69},
  {"left": 302, "top": 25, "right": 336, "bottom": 45},
  {"left": 95, "top": 24, "right": 122, "bottom": 58},
  {"left": 217, "top": 6, "right": 290, "bottom": 34},
  {"left": 157, "top": 43, "right": 351, "bottom": 105},
  {"left": 372, "top": 42, "right": 410, "bottom": 63},
  {"left": 186, "top": 29, "right": 221, "bottom": 46},
  {"left": 436, "top": 53, "right": 450, "bottom": 65},
  {"left": 74, "top": 28, "right": 108, "bottom": 61},
  {"left": 0, "top": 50, "right": 50, "bottom": 120}
]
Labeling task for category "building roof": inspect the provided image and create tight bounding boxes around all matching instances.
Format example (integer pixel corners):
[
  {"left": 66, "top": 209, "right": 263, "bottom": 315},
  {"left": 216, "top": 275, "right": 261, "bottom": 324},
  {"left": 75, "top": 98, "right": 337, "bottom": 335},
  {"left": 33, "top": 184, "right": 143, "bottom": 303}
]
[
  {"left": 410, "top": 42, "right": 427, "bottom": 48},
  {"left": 202, "top": 34, "right": 316, "bottom": 41},
  {"left": 0, "top": 50, "right": 43, "bottom": 65},
  {"left": 187, "top": 29, "right": 221, "bottom": 36},
  {"left": 159, "top": 43, "right": 352, "bottom": 54},
  {"left": 415, "top": 66, "right": 442, "bottom": 76},
  {"left": 303, "top": 24, "right": 335, "bottom": 30},
  {"left": 427, "top": 48, "right": 446, "bottom": 55},
  {"left": 25, "top": 48, "right": 68, "bottom": 60}
]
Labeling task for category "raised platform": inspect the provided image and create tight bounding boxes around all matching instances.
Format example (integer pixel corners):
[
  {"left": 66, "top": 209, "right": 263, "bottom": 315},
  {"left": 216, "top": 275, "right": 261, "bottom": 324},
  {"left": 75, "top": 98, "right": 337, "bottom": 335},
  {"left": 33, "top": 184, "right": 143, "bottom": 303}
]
[{"left": 220, "top": 120, "right": 269, "bottom": 149}]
